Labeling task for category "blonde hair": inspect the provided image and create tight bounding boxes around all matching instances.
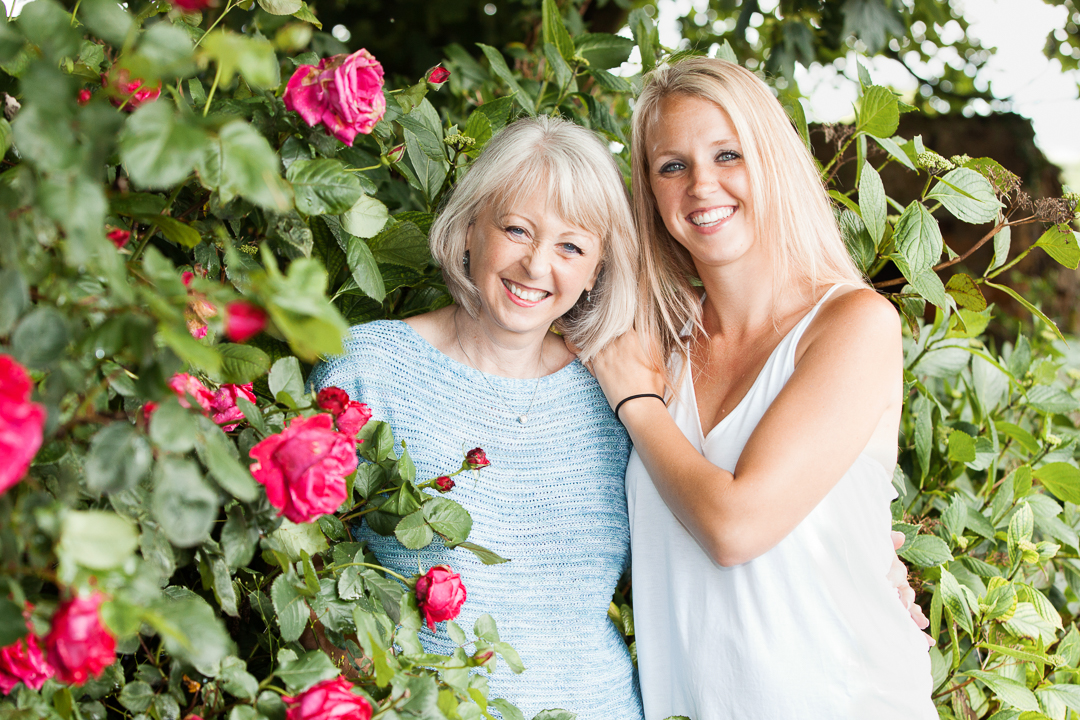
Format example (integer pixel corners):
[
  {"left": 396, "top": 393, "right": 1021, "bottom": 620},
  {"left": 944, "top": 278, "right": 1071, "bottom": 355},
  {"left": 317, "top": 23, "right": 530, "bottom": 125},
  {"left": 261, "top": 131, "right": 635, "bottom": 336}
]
[
  {"left": 631, "top": 57, "right": 867, "bottom": 374},
  {"left": 429, "top": 116, "right": 639, "bottom": 362}
]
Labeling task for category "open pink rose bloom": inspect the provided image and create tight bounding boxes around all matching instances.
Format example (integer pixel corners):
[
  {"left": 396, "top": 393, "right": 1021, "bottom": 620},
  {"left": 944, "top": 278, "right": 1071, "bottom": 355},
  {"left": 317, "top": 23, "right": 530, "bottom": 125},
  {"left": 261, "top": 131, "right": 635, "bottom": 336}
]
[
  {"left": 0, "top": 606, "right": 54, "bottom": 694},
  {"left": 283, "top": 676, "right": 372, "bottom": 720},
  {"left": 283, "top": 49, "right": 386, "bottom": 146},
  {"left": 0, "top": 355, "right": 46, "bottom": 496},
  {"left": 44, "top": 592, "right": 116, "bottom": 686},
  {"left": 415, "top": 565, "right": 467, "bottom": 631},
  {"left": 249, "top": 414, "right": 357, "bottom": 523},
  {"left": 211, "top": 383, "right": 256, "bottom": 431}
]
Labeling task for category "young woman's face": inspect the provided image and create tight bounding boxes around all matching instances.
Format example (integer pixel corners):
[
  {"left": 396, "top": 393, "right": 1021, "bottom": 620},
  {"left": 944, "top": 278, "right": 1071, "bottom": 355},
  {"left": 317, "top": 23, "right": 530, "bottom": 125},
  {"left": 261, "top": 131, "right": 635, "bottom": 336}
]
[
  {"left": 465, "top": 186, "right": 602, "bottom": 342},
  {"left": 646, "top": 94, "right": 758, "bottom": 271}
]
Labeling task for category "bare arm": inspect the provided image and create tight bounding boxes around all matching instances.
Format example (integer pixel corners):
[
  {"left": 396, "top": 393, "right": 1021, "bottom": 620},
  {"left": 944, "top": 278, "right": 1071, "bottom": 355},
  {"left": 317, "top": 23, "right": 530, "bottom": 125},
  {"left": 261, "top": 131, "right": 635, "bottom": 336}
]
[{"left": 591, "top": 289, "right": 903, "bottom": 566}]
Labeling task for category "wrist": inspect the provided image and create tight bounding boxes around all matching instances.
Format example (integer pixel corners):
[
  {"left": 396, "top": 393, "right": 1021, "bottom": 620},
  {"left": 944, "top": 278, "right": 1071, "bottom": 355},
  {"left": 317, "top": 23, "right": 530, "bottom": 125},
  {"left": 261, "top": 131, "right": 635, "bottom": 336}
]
[{"left": 614, "top": 393, "right": 665, "bottom": 424}]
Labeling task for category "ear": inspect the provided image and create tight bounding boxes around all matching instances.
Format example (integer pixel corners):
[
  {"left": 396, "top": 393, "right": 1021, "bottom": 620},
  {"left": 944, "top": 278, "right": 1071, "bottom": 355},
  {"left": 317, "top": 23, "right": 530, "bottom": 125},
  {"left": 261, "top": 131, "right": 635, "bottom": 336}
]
[
  {"left": 464, "top": 221, "right": 474, "bottom": 252},
  {"left": 586, "top": 262, "right": 603, "bottom": 293}
]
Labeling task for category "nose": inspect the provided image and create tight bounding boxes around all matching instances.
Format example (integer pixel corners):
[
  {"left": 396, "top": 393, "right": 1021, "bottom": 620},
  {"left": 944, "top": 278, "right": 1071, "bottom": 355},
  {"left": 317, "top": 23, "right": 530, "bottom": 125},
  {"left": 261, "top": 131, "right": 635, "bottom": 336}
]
[
  {"left": 522, "top": 243, "right": 552, "bottom": 279},
  {"left": 688, "top": 164, "right": 718, "bottom": 198}
]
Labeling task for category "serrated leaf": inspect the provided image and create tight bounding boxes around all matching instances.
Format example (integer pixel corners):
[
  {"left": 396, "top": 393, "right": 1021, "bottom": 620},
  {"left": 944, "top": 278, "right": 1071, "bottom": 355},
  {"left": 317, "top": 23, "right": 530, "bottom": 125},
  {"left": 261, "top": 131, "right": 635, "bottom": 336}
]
[
  {"left": 575, "top": 33, "right": 635, "bottom": 69},
  {"left": 858, "top": 162, "right": 887, "bottom": 245},
  {"left": 928, "top": 167, "right": 1003, "bottom": 224},
  {"left": 287, "top": 159, "right": 363, "bottom": 216},
  {"left": 945, "top": 273, "right": 986, "bottom": 311},
  {"left": 984, "top": 281, "right": 1063, "bottom": 340},
  {"left": 898, "top": 534, "right": 953, "bottom": 567},
  {"left": 964, "top": 669, "right": 1040, "bottom": 712},
  {"left": 271, "top": 575, "right": 309, "bottom": 643},
  {"left": 394, "top": 510, "right": 434, "bottom": 550},
  {"left": 476, "top": 44, "right": 534, "bottom": 115},
  {"left": 120, "top": 101, "right": 209, "bottom": 189},
  {"left": 1034, "top": 463, "right": 1080, "bottom": 504},
  {"left": 456, "top": 541, "right": 510, "bottom": 565},
  {"left": 857, "top": 86, "right": 899, "bottom": 138},
  {"left": 1034, "top": 224, "right": 1080, "bottom": 270}
]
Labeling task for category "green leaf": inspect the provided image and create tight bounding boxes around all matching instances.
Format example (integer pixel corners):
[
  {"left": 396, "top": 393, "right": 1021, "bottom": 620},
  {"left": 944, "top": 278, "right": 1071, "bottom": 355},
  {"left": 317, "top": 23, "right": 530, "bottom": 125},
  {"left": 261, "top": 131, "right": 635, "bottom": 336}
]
[
  {"left": 574, "top": 33, "right": 635, "bottom": 69},
  {"left": 120, "top": 101, "right": 210, "bottom": 189},
  {"left": 12, "top": 307, "right": 69, "bottom": 368},
  {"left": 287, "top": 159, "right": 363, "bottom": 217},
  {"left": 892, "top": 254, "right": 948, "bottom": 309},
  {"left": 206, "top": 553, "right": 239, "bottom": 617},
  {"left": 913, "top": 394, "right": 932, "bottom": 479},
  {"left": 80, "top": 0, "right": 134, "bottom": 47},
  {"left": 995, "top": 422, "right": 1040, "bottom": 455},
  {"left": 543, "top": 42, "right": 573, "bottom": 91},
  {"left": 292, "top": 2, "right": 322, "bottom": 28},
  {"left": 1001, "top": 601, "right": 1059, "bottom": 643},
  {"left": 404, "top": 129, "right": 448, "bottom": 203},
  {"left": 1026, "top": 385, "right": 1079, "bottom": 414},
  {"left": 838, "top": 210, "right": 875, "bottom": 274},
  {"left": 948, "top": 430, "right": 977, "bottom": 463},
  {"left": 857, "top": 162, "right": 887, "bottom": 245},
  {"left": 151, "top": 457, "right": 219, "bottom": 548},
  {"left": 456, "top": 542, "right": 510, "bottom": 565},
  {"left": 964, "top": 670, "right": 1040, "bottom": 712},
  {"left": 856, "top": 86, "right": 899, "bottom": 138},
  {"left": 927, "top": 168, "right": 1002, "bottom": 224},
  {"left": 218, "top": 343, "right": 271, "bottom": 384},
  {"left": 944, "top": 273, "right": 986, "bottom": 311},
  {"left": 939, "top": 568, "right": 973, "bottom": 634},
  {"left": 628, "top": 7, "right": 659, "bottom": 72},
  {"left": 532, "top": 711, "right": 577, "bottom": 720},
  {"left": 423, "top": 497, "right": 473, "bottom": 545},
  {"left": 338, "top": 232, "right": 386, "bottom": 302},
  {"left": 586, "top": 67, "right": 633, "bottom": 94},
  {"left": 196, "top": 418, "right": 260, "bottom": 502},
  {"left": 271, "top": 575, "right": 310, "bottom": 643},
  {"left": 394, "top": 509, "right": 434, "bottom": 549},
  {"left": 893, "top": 201, "right": 942, "bottom": 272},
  {"left": 118, "top": 681, "right": 154, "bottom": 713},
  {"left": 1033, "top": 224, "right": 1080, "bottom": 270},
  {"left": 341, "top": 193, "right": 389, "bottom": 239},
  {"left": 868, "top": 134, "right": 917, "bottom": 171},
  {"left": 201, "top": 31, "right": 279, "bottom": 88},
  {"left": 0, "top": 599, "right": 27, "bottom": 647},
  {"left": 495, "top": 641, "right": 525, "bottom": 674},
  {"left": 542, "top": 0, "right": 576, "bottom": 63},
  {"left": 1008, "top": 503, "right": 1034, "bottom": 566},
  {"left": 276, "top": 649, "right": 340, "bottom": 694},
  {"left": 59, "top": 510, "right": 138, "bottom": 571},
  {"left": 984, "top": 281, "right": 1063, "bottom": 340},
  {"left": 463, "top": 110, "right": 494, "bottom": 155},
  {"left": 219, "top": 656, "right": 259, "bottom": 700},
  {"left": 368, "top": 220, "right": 431, "bottom": 269},
  {"left": 201, "top": 121, "right": 293, "bottom": 211},
  {"left": 1034, "top": 463, "right": 1080, "bottom": 505},
  {"left": 85, "top": 423, "right": 153, "bottom": 494},
  {"left": 272, "top": 519, "right": 329, "bottom": 562},
  {"left": 160, "top": 324, "right": 223, "bottom": 376},
  {"left": 149, "top": 399, "right": 199, "bottom": 453},
  {"left": 221, "top": 506, "right": 258, "bottom": 571},
  {"left": 17, "top": 0, "right": 80, "bottom": 62},
  {"left": 268, "top": 356, "right": 305, "bottom": 407},
  {"left": 259, "top": 0, "right": 302, "bottom": 13},
  {"left": 152, "top": 592, "right": 234, "bottom": 676},
  {"left": 898, "top": 534, "right": 952, "bottom": 567},
  {"left": 127, "top": 22, "right": 196, "bottom": 81},
  {"left": 490, "top": 699, "right": 526, "bottom": 720},
  {"left": 476, "top": 44, "right": 535, "bottom": 116}
]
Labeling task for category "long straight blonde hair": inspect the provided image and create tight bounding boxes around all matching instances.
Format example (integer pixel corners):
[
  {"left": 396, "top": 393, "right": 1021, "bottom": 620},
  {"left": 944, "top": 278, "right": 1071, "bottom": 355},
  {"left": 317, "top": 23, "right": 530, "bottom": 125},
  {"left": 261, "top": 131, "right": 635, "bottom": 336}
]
[{"left": 631, "top": 58, "right": 867, "bottom": 376}]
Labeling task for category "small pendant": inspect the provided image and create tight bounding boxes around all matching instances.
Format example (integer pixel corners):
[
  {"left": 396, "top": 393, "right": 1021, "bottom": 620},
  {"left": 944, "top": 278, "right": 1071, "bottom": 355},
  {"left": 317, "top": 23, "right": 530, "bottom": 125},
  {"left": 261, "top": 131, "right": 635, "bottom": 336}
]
[{"left": 518, "top": 414, "right": 528, "bottom": 424}]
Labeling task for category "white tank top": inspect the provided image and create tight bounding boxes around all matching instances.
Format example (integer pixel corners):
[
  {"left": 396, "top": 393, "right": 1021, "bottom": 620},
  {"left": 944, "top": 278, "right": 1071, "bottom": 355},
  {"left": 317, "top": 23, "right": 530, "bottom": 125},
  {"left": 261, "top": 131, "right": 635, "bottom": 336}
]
[{"left": 626, "top": 285, "right": 935, "bottom": 720}]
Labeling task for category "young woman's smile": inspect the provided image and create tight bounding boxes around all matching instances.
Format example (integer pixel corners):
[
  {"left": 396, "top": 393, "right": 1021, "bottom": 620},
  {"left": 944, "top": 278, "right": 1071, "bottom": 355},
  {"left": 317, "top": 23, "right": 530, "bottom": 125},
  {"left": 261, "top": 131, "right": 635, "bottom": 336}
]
[{"left": 647, "top": 94, "right": 757, "bottom": 268}]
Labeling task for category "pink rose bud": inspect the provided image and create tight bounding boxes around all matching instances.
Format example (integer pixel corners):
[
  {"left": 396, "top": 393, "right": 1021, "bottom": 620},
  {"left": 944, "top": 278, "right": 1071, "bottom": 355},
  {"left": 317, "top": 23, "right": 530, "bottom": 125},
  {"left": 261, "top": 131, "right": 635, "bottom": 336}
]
[
  {"left": 44, "top": 592, "right": 116, "bottom": 686},
  {"left": 101, "top": 70, "right": 161, "bottom": 111},
  {"left": 282, "top": 676, "right": 372, "bottom": 720},
  {"left": 426, "top": 65, "right": 450, "bottom": 87},
  {"left": 0, "top": 355, "right": 46, "bottom": 496},
  {"left": 471, "top": 648, "right": 494, "bottom": 667},
  {"left": 316, "top": 387, "right": 351, "bottom": 416},
  {"left": 415, "top": 565, "right": 466, "bottom": 631},
  {"left": 106, "top": 229, "right": 130, "bottom": 248},
  {"left": 249, "top": 414, "right": 357, "bottom": 523},
  {"left": 0, "top": 605, "right": 54, "bottom": 694},
  {"left": 167, "top": 373, "right": 214, "bottom": 414},
  {"left": 171, "top": 0, "right": 213, "bottom": 10},
  {"left": 386, "top": 144, "right": 406, "bottom": 163},
  {"left": 182, "top": 271, "right": 195, "bottom": 287},
  {"left": 140, "top": 401, "right": 158, "bottom": 426},
  {"left": 224, "top": 301, "right": 268, "bottom": 343},
  {"left": 336, "top": 401, "right": 371, "bottom": 439},
  {"left": 434, "top": 476, "right": 454, "bottom": 493},
  {"left": 464, "top": 447, "right": 489, "bottom": 469},
  {"left": 210, "top": 383, "right": 256, "bottom": 432},
  {"left": 77, "top": 89, "right": 92, "bottom": 106},
  {"left": 283, "top": 49, "right": 386, "bottom": 147}
]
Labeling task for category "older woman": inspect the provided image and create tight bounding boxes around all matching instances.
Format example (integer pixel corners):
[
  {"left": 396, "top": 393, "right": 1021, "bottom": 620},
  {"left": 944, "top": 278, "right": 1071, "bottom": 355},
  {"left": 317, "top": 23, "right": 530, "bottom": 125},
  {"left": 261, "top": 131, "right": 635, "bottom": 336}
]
[
  {"left": 309, "top": 116, "right": 644, "bottom": 720},
  {"left": 587, "top": 58, "right": 935, "bottom": 719}
]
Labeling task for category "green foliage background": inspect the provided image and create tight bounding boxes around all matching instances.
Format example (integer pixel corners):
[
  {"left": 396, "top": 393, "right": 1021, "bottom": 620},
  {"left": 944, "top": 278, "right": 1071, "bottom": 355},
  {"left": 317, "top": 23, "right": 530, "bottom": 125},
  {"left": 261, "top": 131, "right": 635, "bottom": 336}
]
[{"left": 1, "top": 1, "right": 1080, "bottom": 719}]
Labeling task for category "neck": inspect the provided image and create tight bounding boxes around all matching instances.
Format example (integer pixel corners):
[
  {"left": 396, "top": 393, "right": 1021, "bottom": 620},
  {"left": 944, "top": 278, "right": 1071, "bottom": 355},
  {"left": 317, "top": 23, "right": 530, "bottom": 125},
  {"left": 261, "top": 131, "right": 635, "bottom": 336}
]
[
  {"left": 451, "top": 307, "right": 548, "bottom": 379},
  {"left": 696, "top": 257, "right": 806, "bottom": 339}
]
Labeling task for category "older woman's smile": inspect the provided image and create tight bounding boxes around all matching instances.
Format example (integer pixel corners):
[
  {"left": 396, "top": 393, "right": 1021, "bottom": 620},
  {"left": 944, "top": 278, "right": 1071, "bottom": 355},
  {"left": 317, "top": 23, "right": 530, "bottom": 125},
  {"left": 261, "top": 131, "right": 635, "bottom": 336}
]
[{"left": 502, "top": 279, "right": 551, "bottom": 305}]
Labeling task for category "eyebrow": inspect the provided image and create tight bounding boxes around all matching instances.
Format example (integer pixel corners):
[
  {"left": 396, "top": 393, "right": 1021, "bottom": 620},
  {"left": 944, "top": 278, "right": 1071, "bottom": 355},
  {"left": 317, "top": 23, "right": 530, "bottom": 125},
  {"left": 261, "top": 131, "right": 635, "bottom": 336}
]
[{"left": 650, "top": 136, "right": 742, "bottom": 159}]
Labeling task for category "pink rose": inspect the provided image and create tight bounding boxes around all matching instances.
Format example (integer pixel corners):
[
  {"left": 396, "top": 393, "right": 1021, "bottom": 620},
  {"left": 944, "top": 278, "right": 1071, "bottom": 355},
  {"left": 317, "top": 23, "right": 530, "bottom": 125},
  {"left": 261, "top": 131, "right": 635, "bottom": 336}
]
[
  {"left": 211, "top": 383, "right": 256, "bottom": 431},
  {"left": 464, "top": 447, "right": 489, "bottom": 469},
  {"left": 249, "top": 414, "right": 357, "bottom": 523},
  {"left": 106, "top": 229, "right": 131, "bottom": 248},
  {"left": 415, "top": 565, "right": 466, "bottom": 631},
  {"left": 172, "top": 0, "right": 213, "bottom": 10},
  {"left": 224, "top": 301, "right": 268, "bottom": 343},
  {"left": 101, "top": 70, "right": 161, "bottom": 111},
  {"left": 167, "top": 373, "right": 214, "bottom": 414},
  {"left": 0, "top": 355, "right": 46, "bottom": 495},
  {"left": 426, "top": 65, "right": 450, "bottom": 87},
  {"left": 316, "top": 387, "right": 351, "bottom": 415},
  {"left": 0, "top": 605, "right": 54, "bottom": 694},
  {"left": 335, "top": 402, "right": 371, "bottom": 439},
  {"left": 77, "top": 89, "right": 92, "bottom": 106},
  {"left": 283, "top": 49, "right": 386, "bottom": 146},
  {"left": 43, "top": 592, "right": 116, "bottom": 686},
  {"left": 182, "top": 271, "right": 195, "bottom": 287},
  {"left": 434, "top": 476, "right": 454, "bottom": 493},
  {"left": 282, "top": 676, "right": 372, "bottom": 720}
]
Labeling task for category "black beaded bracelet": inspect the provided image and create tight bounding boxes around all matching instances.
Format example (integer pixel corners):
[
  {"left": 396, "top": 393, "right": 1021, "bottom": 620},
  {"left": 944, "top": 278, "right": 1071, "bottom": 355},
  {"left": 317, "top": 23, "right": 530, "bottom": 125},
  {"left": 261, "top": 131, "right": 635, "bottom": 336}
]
[{"left": 614, "top": 393, "right": 665, "bottom": 423}]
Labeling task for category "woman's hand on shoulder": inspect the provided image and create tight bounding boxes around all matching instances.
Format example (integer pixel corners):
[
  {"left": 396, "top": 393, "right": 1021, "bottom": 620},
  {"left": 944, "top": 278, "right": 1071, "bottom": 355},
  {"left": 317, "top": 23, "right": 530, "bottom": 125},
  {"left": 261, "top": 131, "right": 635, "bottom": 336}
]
[{"left": 574, "top": 328, "right": 665, "bottom": 415}]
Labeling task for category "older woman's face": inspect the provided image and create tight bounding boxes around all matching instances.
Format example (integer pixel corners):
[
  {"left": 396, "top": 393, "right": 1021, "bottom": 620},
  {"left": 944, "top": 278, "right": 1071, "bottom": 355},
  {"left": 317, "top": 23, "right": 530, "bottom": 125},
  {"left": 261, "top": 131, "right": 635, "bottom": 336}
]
[
  {"left": 647, "top": 94, "right": 757, "bottom": 272},
  {"left": 465, "top": 186, "right": 602, "bottom": 342}
]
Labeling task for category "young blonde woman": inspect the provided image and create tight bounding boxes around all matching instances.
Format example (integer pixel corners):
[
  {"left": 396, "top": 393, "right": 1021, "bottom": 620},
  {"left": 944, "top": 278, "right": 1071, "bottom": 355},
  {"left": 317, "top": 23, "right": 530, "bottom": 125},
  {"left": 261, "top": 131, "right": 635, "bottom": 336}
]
[{"left": 586, "top": 58, "right": 936, "bottom": 719}]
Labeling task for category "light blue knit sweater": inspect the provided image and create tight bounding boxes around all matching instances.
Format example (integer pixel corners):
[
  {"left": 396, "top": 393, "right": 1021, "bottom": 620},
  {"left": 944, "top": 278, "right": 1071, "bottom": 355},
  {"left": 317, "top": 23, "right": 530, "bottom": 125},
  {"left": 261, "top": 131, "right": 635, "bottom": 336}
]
[{"left": 309, "top": 320, "right": 643, "bottom": 720}]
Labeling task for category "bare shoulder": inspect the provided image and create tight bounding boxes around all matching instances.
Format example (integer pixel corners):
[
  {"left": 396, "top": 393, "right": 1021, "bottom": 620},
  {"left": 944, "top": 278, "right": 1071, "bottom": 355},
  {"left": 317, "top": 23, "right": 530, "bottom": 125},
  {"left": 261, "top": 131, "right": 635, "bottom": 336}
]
[
  {"left": 403, "top": 306, "right": 457, "bottom": 347},
  {"left": 799, "top": 286, "right": 901, "bottom": 359}
]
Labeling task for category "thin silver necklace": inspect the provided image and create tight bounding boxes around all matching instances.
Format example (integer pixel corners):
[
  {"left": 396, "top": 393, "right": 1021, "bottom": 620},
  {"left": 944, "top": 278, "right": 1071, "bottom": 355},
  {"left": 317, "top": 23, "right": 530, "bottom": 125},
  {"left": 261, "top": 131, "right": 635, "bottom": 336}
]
[{"left": 454, "top": 311, "right": 543, "bottom": 425}]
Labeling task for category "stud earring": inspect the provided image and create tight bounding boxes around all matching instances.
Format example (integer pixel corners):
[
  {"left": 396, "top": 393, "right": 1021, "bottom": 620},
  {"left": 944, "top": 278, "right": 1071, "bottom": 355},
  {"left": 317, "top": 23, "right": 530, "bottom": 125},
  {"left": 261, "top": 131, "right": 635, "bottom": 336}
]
[{"left": 462, "top": 250, "right": 470, "bottom": 270}]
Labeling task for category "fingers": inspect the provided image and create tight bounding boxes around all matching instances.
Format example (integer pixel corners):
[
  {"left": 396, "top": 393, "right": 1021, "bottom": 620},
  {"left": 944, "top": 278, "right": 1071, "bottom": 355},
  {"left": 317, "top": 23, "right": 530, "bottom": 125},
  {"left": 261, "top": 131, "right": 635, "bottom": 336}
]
[
  {"left": 891, "top": 530, "right": 906, "bottom": 551},
  {"left": 886, "top": 555, "right": 907, "bottom": 589}
]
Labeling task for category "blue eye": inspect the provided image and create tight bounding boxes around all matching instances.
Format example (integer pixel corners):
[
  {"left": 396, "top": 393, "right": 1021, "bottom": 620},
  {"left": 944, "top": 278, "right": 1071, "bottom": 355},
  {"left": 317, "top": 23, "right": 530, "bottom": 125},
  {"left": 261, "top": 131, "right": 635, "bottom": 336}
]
[
  {"left": 659, "top": 161, "right": 685, "bottom": 174},
  {"left": 560, "top": 243, "right": 584, "bottom": 256},
  {"left": 717, "top": 150, "right": 741, "bottom": 162},
  {"left": 506, "top": 226, "right": 527, "bottom": 238}
]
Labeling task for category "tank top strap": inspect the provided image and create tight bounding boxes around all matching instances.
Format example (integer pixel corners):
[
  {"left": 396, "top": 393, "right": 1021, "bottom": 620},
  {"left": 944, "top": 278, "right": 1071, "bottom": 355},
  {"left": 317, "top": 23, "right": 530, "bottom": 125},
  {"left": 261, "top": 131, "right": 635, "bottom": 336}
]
[{"left": 774, "top": 283, "right": 856, "bottom": 369}]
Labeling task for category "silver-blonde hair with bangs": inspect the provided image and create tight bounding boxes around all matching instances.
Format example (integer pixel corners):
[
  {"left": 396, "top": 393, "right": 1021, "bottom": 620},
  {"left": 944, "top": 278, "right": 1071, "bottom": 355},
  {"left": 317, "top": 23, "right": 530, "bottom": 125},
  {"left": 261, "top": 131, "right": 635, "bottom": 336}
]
[
  {"left": 630, "top": 57, "right": 867, "bottom": 376},
  {"left": 429, "top": 116, "right": 639, "bottom": 362}
]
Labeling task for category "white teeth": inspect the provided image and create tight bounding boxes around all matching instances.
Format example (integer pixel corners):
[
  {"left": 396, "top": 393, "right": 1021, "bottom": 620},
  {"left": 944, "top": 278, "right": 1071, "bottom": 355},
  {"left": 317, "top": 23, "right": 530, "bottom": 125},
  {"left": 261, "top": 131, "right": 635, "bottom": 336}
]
[
  {"left": 689, "top": 207, "right": 735, "bottom": 227},
  {"left": 505, "top": 281, "right": 547, "bottom": 302}
]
